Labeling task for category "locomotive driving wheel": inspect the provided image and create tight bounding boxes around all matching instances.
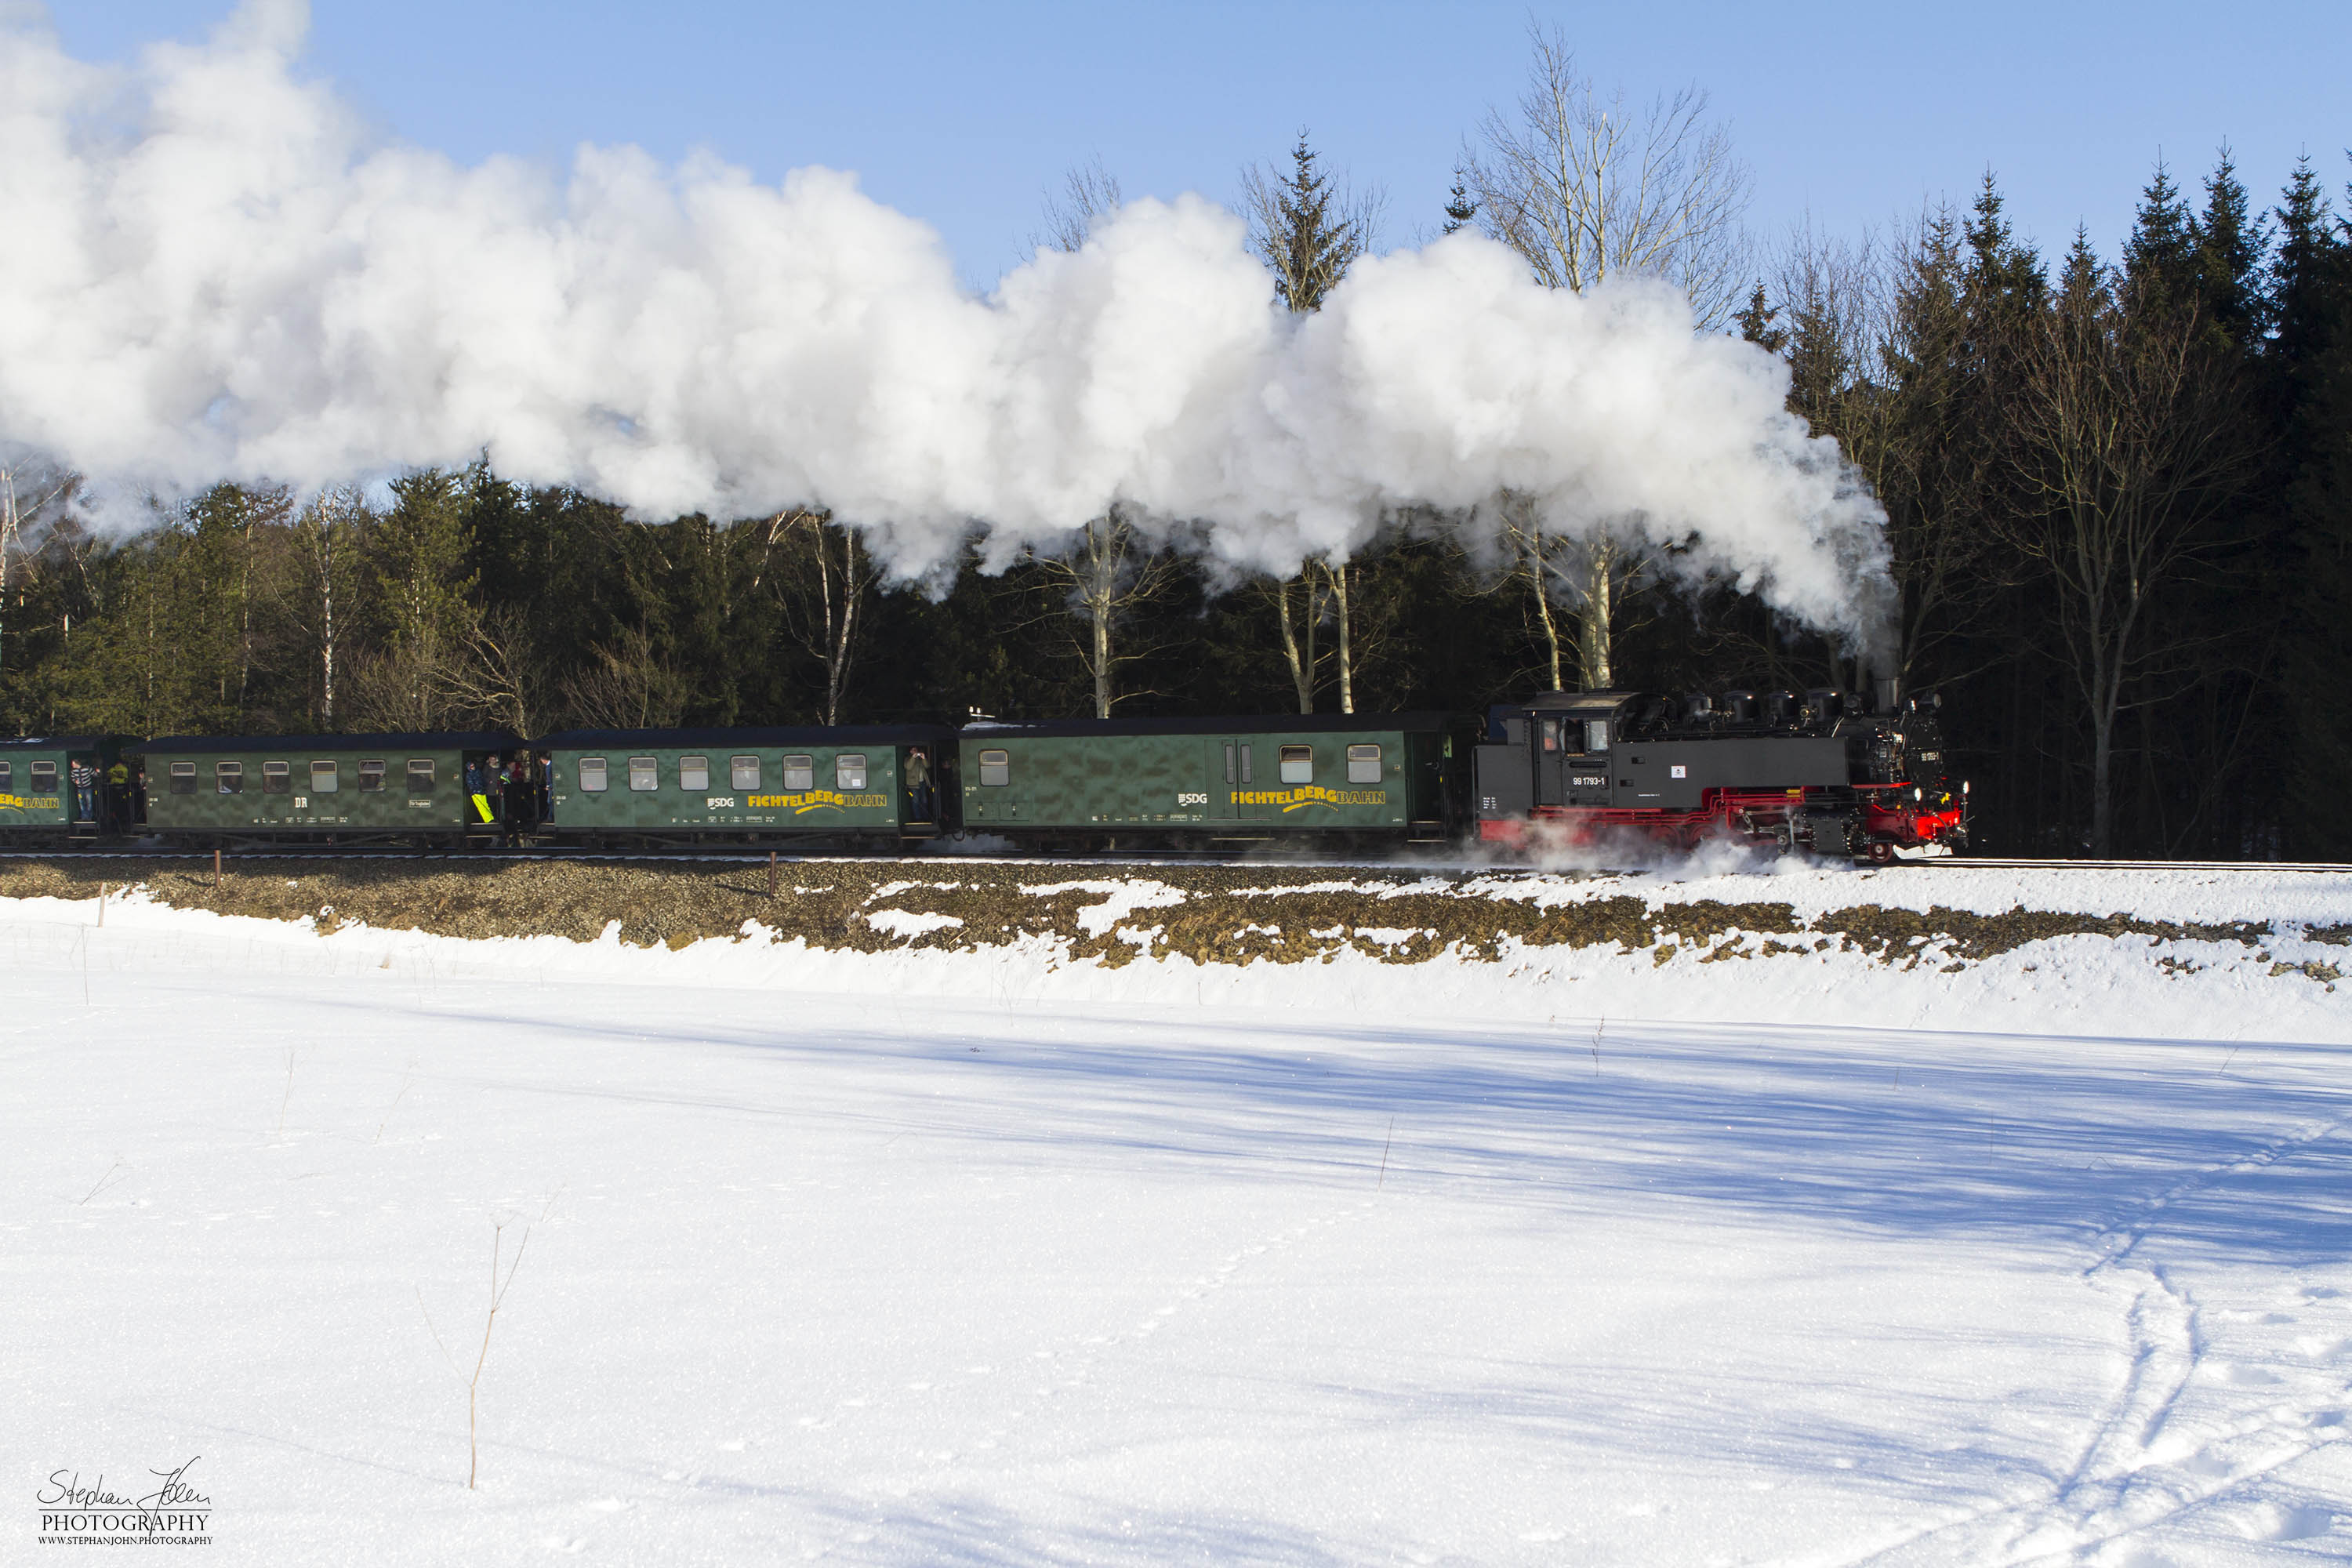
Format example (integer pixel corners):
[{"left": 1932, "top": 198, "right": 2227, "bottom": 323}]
[{"left": 1867, "top": 840, "right": 1895, "bottom": 865}]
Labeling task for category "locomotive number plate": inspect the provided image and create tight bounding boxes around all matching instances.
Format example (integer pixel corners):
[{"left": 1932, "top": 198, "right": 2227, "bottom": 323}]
[{"left": 1572, "top": 775, "right": 1605, "bottom": 786}]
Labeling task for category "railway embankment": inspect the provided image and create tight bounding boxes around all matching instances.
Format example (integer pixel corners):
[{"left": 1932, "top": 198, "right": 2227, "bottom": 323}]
[{"left": 0, "top": 852, "right": 2342, "bottom": 964}]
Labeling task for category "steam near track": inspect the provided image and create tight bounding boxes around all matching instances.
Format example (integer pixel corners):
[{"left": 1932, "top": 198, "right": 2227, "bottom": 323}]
[{"left": 0, "top": 0, "right": 1891, "bottom": 648}]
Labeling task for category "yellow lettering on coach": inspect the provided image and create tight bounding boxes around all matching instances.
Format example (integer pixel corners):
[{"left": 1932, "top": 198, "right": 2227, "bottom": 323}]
[
  {"left": 746, "top": 791, "right": 889, "bottom": 813},
  {"left": 1229, "top": 786, "right": 1388, "bottom": 811}
]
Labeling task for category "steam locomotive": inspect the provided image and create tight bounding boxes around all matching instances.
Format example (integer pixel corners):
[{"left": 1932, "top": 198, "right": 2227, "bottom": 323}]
[
  {"left": 0, "top": 683, "right": 1966, "bottom": 861},
  {"left": 1473, "top": 686, "right": 1967, "bottom": 861}
]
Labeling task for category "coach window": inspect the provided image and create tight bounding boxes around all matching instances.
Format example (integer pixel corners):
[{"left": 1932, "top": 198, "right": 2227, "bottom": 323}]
[
  {"left": 835, "top": 753, "right": 868, "bottom": 791},
  {"left": 358, "top": 760, "right": 386, "bottom": 792},
  {"left": 31, "top": 760, "right": 58, "bottom": 792},
  {"left": 1346, "top": 743, "right": 1382, "bottom": 784},
  {"left": 0, "top": 760, "right": 10, "bottom": 790},
  {"left": 731, "top": 755, "right": 760, "bottom": 790},
  {"left": 405, "top": 759, "right": 434, "bottom": 793},
  {"left": 578, "top": 757, "right": 608, "bottom": 792},
  {"left": 629, "top": 757, "right": 658, "bottom": 792},
  {"left": 978, "top": 748, "right": 1009, "bottom": 786},
  {"left": 782, "top": 754, "right": 814, "bottom": 790},
  {"left": 1584, "top": 719, "right": 1611, "bottom": 753},
  {"left": 1278, "top": 744, "right": 1313, "bottom": 785},
  {"left": 216, "top": 761, "right": 244, "bottom": 794},
  {"left": 310, "top": 760, "right": 339, "bottom": 793},
  {"left": 262, "top": 760, "right": 291, "bottom": 794},
  {"left": 168, "top": 762, "right": 196, "bottom": 794},
  {"left": 679, "top": 755, "right": 710, "bottom": 792}
]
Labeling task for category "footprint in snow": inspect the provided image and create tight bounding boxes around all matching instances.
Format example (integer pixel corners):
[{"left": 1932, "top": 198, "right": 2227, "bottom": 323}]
[
  {"left": 543, "top": 1535, "right": 587, "bottom": 1554},
  {"left": 2241, "top": 1501, "right": 2338, "bottom": 1541}
]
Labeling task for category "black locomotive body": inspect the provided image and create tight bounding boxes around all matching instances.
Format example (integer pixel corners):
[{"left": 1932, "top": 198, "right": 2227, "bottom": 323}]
[{"left": 1473, "top": 687, "right": 1967, "bottom": 861}]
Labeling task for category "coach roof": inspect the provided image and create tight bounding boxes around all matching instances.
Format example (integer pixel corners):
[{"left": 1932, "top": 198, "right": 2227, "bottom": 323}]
[
  {"left": 535, "top": 724, "right": 954, "bottom": 750},
  {"left": 960, "top": 712, "right": 1454, "bottom": 740},
  {"left": 136, "top": 731, "right": 526, "bottom": 753}
]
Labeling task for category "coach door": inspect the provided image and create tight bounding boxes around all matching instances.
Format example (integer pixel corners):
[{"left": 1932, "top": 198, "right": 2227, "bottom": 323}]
[
  {"left": 1532, "top": 716, "right": 1568, "bottom": 808},
  {"left": 1220, "top": 738, "right": 1267, "bottom": 821}
]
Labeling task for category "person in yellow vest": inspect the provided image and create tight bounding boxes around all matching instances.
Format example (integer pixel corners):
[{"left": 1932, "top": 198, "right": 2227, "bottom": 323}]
[{"left": 466, "top": 757, "right": 495, "bottom": 826}]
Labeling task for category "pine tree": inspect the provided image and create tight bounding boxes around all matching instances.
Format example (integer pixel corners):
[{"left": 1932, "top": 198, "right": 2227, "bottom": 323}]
[
  {"left": 2269, "top": 155, "right": 2343, "bottom": 387},
  {"left": 1442, "top": 176, "right": 1478, "bottom": 236},
  {"left": 1246, "top": 132, "right": 1368, "bottom": 314},
  {"left": 1734, "top": 283, "right": 1786, "bottom": 352},
  {"left": 2124, "top": 159, "right": 2199, "bottom": 312},
  {"left": 2194, "top": 146, "right": 2270, "bottom": 346},
  {"left": 1963, "top": 172, "right": 2048, "bottom": 326}
]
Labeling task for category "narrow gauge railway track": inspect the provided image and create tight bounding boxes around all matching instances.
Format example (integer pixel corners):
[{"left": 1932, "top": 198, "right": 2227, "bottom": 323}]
[{"left": 0, "top": 847, "right": 2345, "bottom": 875}]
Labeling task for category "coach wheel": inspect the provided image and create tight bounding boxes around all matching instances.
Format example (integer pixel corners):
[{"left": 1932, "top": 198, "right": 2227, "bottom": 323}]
[{"left": 1867, "top": 841, "right": 1895, "bottom": 865}]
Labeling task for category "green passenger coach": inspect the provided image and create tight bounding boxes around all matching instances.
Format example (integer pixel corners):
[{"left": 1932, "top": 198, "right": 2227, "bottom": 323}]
[
  {"left": 536, "top": 725, "right": 956, "bottom": 846},
  {"left": 138, "top": 732, "right": 523, "bottom": 844},
  {"left": 0, "top": 735, "right": 135, "bottom": 839},
  {"left": 957, "top": 713, "right": 1457, "bottom": 848}
]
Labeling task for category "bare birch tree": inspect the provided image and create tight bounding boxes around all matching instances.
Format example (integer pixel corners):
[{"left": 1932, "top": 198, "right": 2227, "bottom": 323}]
[
  {"left": 285, "top": 487, "right": 370, "bottom": 728},
  {"left": 1027, "top": 166, "right": 1181, "bottom": 716},
  {"left": 1463, "top": 27, "right": 1749, "bottom": 688},
  {"left": 1261, "top": 572, "right": 1319, "bottom": 713},
  {"left": 1027, "top": 508, "right": 1180, "bottom": 718},
  {"left": 0, "top": 459, "right": 74, "bottom": 692},
  {"left": 1463, "top": 27, "right": 1751, "bottom": 326},
  {"left": 771, "top": 508, "right": 874, "bottom": 725},
  {"left": 1032, "top": 158, "right": 1123, "bottom": 257},
  {"left": 1318, "top": 558, "right": 1358, "bottom": 713},
  {"left": 1486, "top": 494, "right": 1659, "bottom": 691}
]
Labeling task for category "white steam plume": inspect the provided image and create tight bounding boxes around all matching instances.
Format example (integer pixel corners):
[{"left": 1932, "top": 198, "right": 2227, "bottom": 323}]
[{"left": 0, "top": 2, "right": 1893, "bottom": 652}]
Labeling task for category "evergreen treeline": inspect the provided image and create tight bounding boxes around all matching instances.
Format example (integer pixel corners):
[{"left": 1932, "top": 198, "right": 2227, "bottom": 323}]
[{"left": 2, "top": 151, "right": 2349, "bottom": 860}]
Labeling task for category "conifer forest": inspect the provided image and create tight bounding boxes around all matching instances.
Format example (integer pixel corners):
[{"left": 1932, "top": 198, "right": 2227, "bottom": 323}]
[{"left": 2, "top": 146, "right": 2349, "bottom": 862}]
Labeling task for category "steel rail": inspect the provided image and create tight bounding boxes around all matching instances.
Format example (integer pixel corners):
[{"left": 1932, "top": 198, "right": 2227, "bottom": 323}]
[{"left": 0, "top": 848, "right": 2344, "bottom": 875}]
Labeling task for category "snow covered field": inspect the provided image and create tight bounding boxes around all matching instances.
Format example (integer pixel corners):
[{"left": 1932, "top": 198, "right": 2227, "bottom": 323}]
[{"left": 5, "top": 878, "right": 2350, "bottom": 1564}]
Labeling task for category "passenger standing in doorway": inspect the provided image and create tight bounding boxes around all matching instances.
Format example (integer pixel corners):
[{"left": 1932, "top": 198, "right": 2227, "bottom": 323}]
[
  {"left": 106, "top": 760, "right": 130, "bottom": 830},
  {"left": 69, "top": 757, "right": 97, "bottom": 824},
  {"left": 508, "top": 753, "right": 536, "bottom": 837},
  {"left": 906, "top": 747, "right": 935, "bottom": 823},
  {"left": 482, "top": 753, "right": 505, "bottom": 833}
]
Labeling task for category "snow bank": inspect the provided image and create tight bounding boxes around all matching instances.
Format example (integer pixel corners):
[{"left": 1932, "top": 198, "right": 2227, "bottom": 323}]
[{"left": 5, "top": 857, "right": 2345, "bottom": 1045}]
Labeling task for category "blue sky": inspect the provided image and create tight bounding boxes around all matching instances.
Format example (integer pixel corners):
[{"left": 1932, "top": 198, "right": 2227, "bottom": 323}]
[{"left": 45, "top": 2, "right": 2352, "bottom": 292}]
